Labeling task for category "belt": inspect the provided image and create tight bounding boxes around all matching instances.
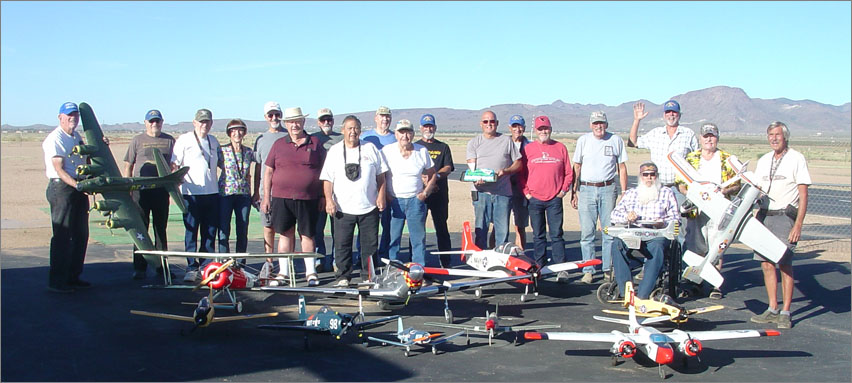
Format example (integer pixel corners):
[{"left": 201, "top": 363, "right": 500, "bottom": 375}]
[
  {"left": 760, "top": 209, "right": 786, "bottom": 216},
  {"left": 579, "top": 179, "right": 615, "bottom": 187},
  {"left": 662, "top": 183, "right": 675, "bottom": 187}
]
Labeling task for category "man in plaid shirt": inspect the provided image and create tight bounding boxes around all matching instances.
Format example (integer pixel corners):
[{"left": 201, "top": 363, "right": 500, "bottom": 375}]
[{"left": 609, "top": 162, "right": 680, "bottom": 299}]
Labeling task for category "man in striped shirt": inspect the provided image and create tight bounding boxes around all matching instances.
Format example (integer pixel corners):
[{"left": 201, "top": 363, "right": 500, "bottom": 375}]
[{"left": 609, "top": 162, "right": 680, "bottom": 299}]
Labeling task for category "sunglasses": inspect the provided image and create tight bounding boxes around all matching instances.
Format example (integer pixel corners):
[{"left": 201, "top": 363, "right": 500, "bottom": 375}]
[
  {"left": 641, "top": 172, "right": 658, "bottom": 177},
  {"left": 267, "top": 112, "right": 282, "bottom": 118},
  {"left": 319, "top": 117, "right": 334, "bottom": 123},
  {"left": 481, "top": 119, "right": 497, "bottom": 124},
  {"left": 147, "top": 118, "right": 162, "bottom": 124}
]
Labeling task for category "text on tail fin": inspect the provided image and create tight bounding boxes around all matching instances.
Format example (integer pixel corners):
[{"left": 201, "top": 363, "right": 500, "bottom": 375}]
[
  {"left": 298, "top": 295, "right": 307, "bottom": 320},
  {"left": 461, "top": 221, "right": 481, "bottom": 253}
]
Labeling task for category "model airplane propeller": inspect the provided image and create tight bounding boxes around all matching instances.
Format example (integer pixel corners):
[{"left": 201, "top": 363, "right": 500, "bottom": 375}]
[{"left": 425, "top": 303, "right": 561, "bottom": 346}]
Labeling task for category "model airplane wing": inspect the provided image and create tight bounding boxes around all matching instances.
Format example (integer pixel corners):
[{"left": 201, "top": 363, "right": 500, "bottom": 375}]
[
  {"left": 685, "top": 305, "right": 725, "bottom": 316},
  {"left": 430, "top": 330, "right": 467, "bottom": 345},
  {"left": 422, "top": 267, "right": 513, "bottom": 279},
  {"left": 352, "top": 315, "right": 401, "bottom": 331},
  {"left": 135, "top": 250, "right": 321, "bottom": 259},
  {"left": 664, "top": 329, "right": 780, "bottom": 343},
  {"left": 523, "top": 331, "right": 625, "bottom": 343},
  {"left": 539, "top": 259, "right": 602, "bottom": 275},
  {"left": 208, "top": 312, "right": 281, "bottom": 323},
  {"left": 735, "top": 216, "right": 788, "bottom": 263},
  {"left": 416, "top": 273, "right": 535, "bottom": 295},
  {"left": 503, "top": 324, "right": 561, "bottom": 331},
  {"left": 256, "top": 324, "right": 334, "bottom": 334},
  {"left": 130, "top": 310, "right": 196, "bottom": 323},
  {"left": 423, "top": 322, "right": 478, "bottom": 332}
]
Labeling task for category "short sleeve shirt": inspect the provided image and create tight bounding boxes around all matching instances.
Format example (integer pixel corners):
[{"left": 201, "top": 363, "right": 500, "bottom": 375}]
[
  {"left": 42, "top": 126, "right": 86, "bottom": 179},
  {"left": 217, "top": 144, "right": 255, "bottom": 196},
  {"left": 320, "top": 141, "right": 389, "bottom": 215},
  {"left": 253, "top": 130, "right": 288, "bottom": 197},
  {"left": 360, "top": 129, "right": 397, "bottom": 149},
  {"left": 170, "top": 131, "right": 220, "bottom": 195},
  {"left": 466, "top": 133, "right": 521, "bottom": 196},
  {"left": 382, "top": 143, "right": 435, "bottom": 198},
  {"left": 415, "top": 138, "right": 454, "bottom": 195},
  {"left": 265, "top": 134, "right": 326, "bottom": 200},
  {"left": 636, "top": 126, "right": 699, "bottom": 185},
  {"left": 754, "top": 148, "right": 812, "bottom": 210},
  {"left": 124, "top": 132, "right": 175, "bottom": 177},
  {"left": 572, "top": 132, "right": 627, "bottom": 183}
]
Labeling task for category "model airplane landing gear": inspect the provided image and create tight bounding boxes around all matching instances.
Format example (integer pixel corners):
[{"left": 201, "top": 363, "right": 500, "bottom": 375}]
[
  {"left": 610, "top": 355, "right": 619, "bottom": 366},
  {"left": 658, "top": 364, "right": 666, "bottom": 379},
  {"left": 431, "top": 346, "right": 438, "bottom": 355},
  {"left": 443, "top": 292, "right": 453, "bottom": 323},
  {"left": 474, "top": 287, "right": 483, "bottom": 298}
]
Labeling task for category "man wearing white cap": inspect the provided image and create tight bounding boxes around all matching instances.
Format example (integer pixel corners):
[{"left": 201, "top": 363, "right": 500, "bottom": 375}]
[
  {"left": 262, "top": 107, "right": 325, "bottom": 286},
  {"left": 358, "top": 106, "right": 396, "bottom": 260},
  {"left": 311, "top": 108, "right": 342, "bottom": 272},
  {"left": 253, "top": 101, "right": 287, "bottom": 254}
]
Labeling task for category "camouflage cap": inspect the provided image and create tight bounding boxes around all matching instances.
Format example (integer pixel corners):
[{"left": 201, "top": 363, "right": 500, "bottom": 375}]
[
  {"left": 376, "top": 106, "right": 391, "bottom": 115},
  {"left": 194, "top": 109, "right": 212, "bottom": 122}
]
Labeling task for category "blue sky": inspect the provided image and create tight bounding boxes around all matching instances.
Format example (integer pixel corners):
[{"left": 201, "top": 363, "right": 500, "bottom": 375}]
[{"left": 2, "top": 1, "right": 850, "bottom": 126}]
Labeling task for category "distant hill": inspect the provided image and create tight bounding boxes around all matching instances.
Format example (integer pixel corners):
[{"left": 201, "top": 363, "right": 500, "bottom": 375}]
[{"left": 4, "top": 86, "right": 849, "bottom": 135}]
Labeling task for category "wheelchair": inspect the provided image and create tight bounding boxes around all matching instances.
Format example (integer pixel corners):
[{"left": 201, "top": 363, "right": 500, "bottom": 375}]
[{"left": 596, "top": 238, "right": 683, "bottom": 305}]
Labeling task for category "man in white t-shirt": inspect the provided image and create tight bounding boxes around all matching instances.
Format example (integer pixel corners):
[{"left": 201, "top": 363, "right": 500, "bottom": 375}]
[
  {"left": 321, "top": 115, "right": 388, "bottom": 286},
  {"left": 381, "top": 120, "right": 436, "bottom": 266},
  {"left": 749, "top": 121, "right": 811, "bottom": 329},
  {"left": 171, "top": 108, "right": 220, "bottom": 282}
]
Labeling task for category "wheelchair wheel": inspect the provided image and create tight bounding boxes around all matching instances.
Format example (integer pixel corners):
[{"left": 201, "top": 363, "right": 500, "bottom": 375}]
[{"left": 597, "top": 282, "right": 620, "bottom": 305}]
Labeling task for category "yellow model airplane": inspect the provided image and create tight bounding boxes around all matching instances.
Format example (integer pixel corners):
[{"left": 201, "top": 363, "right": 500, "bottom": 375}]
[{"left": 601, "top": 282, "right": 723, "bottom": 323}]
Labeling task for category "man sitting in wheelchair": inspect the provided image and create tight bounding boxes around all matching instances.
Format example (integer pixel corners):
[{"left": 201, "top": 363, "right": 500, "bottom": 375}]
[{"left": 609, "top": 162, "right": 680, "bottom": 299}]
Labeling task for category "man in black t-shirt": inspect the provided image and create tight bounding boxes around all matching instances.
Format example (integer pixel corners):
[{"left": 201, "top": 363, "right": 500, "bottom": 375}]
[{"left": 414, "top": 114, "right": 455, "bottom": 267}]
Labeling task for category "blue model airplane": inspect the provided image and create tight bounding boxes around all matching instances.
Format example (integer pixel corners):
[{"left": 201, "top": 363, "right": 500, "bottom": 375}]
[{"left": 367, "top": 317, "right": 468, "bottom": 357}]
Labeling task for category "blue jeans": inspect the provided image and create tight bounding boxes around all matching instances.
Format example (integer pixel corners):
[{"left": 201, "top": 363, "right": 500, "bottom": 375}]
[
  {"left": 578, "top": 184, "right": 617, "bottom": 274},
  {"left": 315, "top": 211, "right": 334, "bottom": 267},
  {"left": 218, "top": 194, "right": 251, "bottom": 253},
  {"left": 612, "top": 237, "right": 668, "bottom": 299},
  {"left": 182, "top": 194, "right": 219, "bottom": 268},
  {"left": 473, "top": 192, "right": 511, "bottom": 250},
  {"left": 389, "top": 197, "right": 428, "bottom": 265},
  {"left": 528, "top": 196, "right": 566, "bottom": 266}
]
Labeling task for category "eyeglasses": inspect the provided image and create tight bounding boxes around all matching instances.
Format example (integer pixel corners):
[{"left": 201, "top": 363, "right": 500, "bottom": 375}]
[
  {"left": 641, "top": 172, "right": 657, "bottom": 177},
  {"left": 147, "top": 118, "right": 162, "bottom": 124},
  {"left": 319, "top": 117, "right": 334, "bottom": 123},
  {"left": 267, "top": 112, "right": 282, "bottom": 118},
  {"left": 481, "top": 119, "right": 497, "bottom": 124}
]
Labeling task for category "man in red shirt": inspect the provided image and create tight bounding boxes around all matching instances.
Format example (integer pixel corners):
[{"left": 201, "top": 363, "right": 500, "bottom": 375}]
[
  {"left": 522, "top": 115, "right": 574, "bottom": 268},
  {"left": 261, "top": 107, "right": 326, "bottom": 286}
]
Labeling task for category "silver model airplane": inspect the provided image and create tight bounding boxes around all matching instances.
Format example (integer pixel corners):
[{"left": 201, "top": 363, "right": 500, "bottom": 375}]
[{"left": 367, "top": 317, "right": 467, "bottom": 356}]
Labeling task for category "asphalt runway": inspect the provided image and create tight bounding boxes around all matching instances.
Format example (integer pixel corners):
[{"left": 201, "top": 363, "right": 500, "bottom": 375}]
[{"left": 2, "top": 233, "right": 850, "bottom": 382}]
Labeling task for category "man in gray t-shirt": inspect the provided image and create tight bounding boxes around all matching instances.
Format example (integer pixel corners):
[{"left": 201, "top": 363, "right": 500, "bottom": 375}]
[
  {"left": 466, "top": 110, "right": 522, "bottom": 249},
  {"left": 253, "top": 101, "right": 287, "bottom": 253}
]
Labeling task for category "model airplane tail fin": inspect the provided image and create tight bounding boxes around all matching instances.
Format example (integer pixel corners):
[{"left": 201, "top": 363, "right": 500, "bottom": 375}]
[
  {"left": 621, "top": 281, "right": 635, "bottom": 307},
  {"left": 396, "top": 316, "right": 404, "bottom": 336},
  {"left": 152, "top": 148, "right": 188, "bottom": 215},
  {"left": 297, "top": 295, "right": 308, "bottom": 321},
  {"left": 461, "top": 221, "right": 481, "bottom": 261},
  {"left": 627, "top": 291, "right": 641, "bottom": 332}
]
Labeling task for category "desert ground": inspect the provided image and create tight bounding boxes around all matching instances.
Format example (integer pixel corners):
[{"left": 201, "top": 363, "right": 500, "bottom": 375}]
[{"left": 2, "top": 131, "right": 849, "bottom": 262}]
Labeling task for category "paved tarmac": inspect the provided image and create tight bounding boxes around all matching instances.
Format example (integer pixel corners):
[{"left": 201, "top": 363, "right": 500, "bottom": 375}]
[{"left": 2, "top": 232, "right": 850, "bottom": 382}]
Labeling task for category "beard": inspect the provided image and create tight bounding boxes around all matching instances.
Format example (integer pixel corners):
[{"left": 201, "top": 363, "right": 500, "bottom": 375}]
[
  {"left": 320, "top": 125, "right": 332, "bottom": 134},
  {"left": 270, "top": 121, "right": 281, "bottom": 129},
  {"left": 421, "top": 131, "right": 434, "bottom": 140},
  {"left": 637, "top": 179, "right": 662, "bottom": 205}
]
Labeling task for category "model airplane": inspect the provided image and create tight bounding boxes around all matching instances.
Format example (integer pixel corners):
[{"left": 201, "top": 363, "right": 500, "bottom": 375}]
[
  {"left": 261, "top": 257, "right": 532, "bottom": 323},
  {"left": 429, "top": 222, "right": 601, "bottom": 301},
  {"left": 71, "top": 102, "right": 188, "bottom": 273},
  {"left": 523, "top": 290, "right": 780, "bottom": 378},
  {"left": 366, "top": 317, "right": 468, "bottom": 356},
  {"left": 604, "top": 220, "right": 679, "bottom": 250},
  {"left": 668, "top": 152, "right": 788, "bottom": 288},
  {"left": 461, "top": 168, "right": 497, "bottom": 182},
  {"left": 258, "top": 295, "right": 400, "bottom": 349},
  {"left": 601, "top": 282, "right": 723, "bottom": 324},
  {"left": 425, "top": 304, "right": 561, "bottom": 346},
  {"left": 130, "top": 263, "right": 281, "bottom": 333}
]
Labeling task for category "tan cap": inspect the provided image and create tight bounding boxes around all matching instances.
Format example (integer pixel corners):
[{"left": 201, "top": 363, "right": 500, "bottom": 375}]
[
  {"left": 283, "top": 107, "right": 309, "bottom": 121},
  {"left": 395, "top": 119, "right": 413, "bottom": 131},
  {"left": 317, "top": 108, "right": 333, "bottom": 119},
  {"left": 194, "top": 108, "right": 212, "bottom": 122}
]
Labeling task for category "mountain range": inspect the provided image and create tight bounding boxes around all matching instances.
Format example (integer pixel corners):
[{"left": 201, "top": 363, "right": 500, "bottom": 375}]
[{"left": 4, "top": 86, "right": 849, "bottom": 135}]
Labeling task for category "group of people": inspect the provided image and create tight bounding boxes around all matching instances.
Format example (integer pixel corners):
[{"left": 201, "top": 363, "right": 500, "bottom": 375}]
[{"left": 43, "top": 100, "right": 810, "bottom": 329}]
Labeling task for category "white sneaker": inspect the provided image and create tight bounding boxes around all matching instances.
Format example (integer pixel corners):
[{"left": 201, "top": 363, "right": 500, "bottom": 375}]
[
  {"left": 556, "top": 271, "right": 570, "bottom": 283},
  {"left": 183, "top": 270, "right": 198, "bottom": 283},
  {"left": 269, "top": 274, "right": 289, "bottom": 287},
  {"left": 307, "top": 274, "right": 319, "bottom": 287},
  {"left": 335, "top": 278, "right": 349, "bottom": 287}
]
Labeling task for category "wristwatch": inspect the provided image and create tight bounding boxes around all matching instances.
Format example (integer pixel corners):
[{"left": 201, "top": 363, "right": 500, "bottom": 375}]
[{"left": 436, "top": 173, "right": 442, "bottom": 179}]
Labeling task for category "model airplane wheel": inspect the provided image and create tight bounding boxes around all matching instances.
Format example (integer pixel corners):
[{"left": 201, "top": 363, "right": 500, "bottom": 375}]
[
  {"left": 236, "top": 301, "right": 243, "bottom": 313},
  {"left": 432, "top": 346, "right": 438, "bottom": 355},
  {"left": 650, "top": 287, "right": 665, "bottom": 302},
  {"left": 597, "top": 282, "right": 618, "bottom": 305},
  {"left": 520, "top": 294, "right": 527, "bottom": 302},
  {"left": 444, "top": 309, "right": 453, "bottom": 324},
  {"left": 611, "top": 355, "right": 618, "bottom": 366},
  {"left": 475, "top": 287, "right": 482, "bottom": 298},
  {"left": 404, "top": 347, "right": 410, "bottom": 357}
]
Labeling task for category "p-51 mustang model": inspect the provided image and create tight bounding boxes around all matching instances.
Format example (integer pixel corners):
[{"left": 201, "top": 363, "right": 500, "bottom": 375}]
[
  {"left": 524, "top": 290, "right": 779, "bottom": 378},
  {"left": 601, "top": 282, "right": 724, "bottom": 324},
  {"left": 604, "top": 220, "right": 679, "bottom": 250},
  {"left": 425, "top": 304, "right": 561, "bottom": 346},
  {"left": 72, "top": 102, "right": 188, "bottom": 274},
  {"left": 258, "top": 295, "right": 399, "bottom": 349},
  {"left": 668, "top": 152, "right": 787, "bottom": 288},
  {"left": 430, "top": 222, "right": 601, "bottom": 301},
  {"left": 367, "top": 317, "right": 468, "bottom": 357},
  {"left": 261, "top": 257, "right": 531, "bottom": 324}
]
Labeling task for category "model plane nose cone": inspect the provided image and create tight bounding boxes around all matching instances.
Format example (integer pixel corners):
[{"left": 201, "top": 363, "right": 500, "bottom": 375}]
[
  {"left": 485, "top": 319, "right": 495, "bottom": 330},
  {"left": 407, "top": 264, "right": 424, "bottom": 281}
]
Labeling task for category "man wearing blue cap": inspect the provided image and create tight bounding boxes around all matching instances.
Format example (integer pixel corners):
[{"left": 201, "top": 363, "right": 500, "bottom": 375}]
[
  {"left": 507, "top": 114, "right": 530, "bottom": 250},
  {"left": 415, "top": 113, "right": 455, "bottom": 267},
  {"left": 42, "top": 102, "right": 91, "bottom": 292},
  {"left": 124, "top": 109, "right": 176, "bottom": 280}
]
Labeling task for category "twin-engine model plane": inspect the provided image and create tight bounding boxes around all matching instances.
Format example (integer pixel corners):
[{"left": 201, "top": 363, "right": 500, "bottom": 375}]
[
  {"left": 429, "top": 222, "right": 601, "bottom": 301},
  {"left": 258, "top": 295, "right": 399, "bottom": 349},
  {"left": 667, "top": 152, "right": 788, "bottom": 288},
  {"left": 425, "top": 304, "right": 561, "bottom": 346},
  {"left": 524, "top": 289, "right": 779, "bottom": 378},
  {"left": 72, "top": 102, "right": 188, "bottom": 275},
  {"left": 367, "top": 317, "right": 468, "bottom": 357},
  {"left": 130, "top": 262, "right": 281, "bottom": 332},
  {"left": 601, "top": 282, "right": 724, "bottom": 324},
  {"left": 261, "top": 257, "right": 531, "bottom": 324}
]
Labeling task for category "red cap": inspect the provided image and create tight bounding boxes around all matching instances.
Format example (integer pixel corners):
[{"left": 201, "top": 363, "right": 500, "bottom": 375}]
[{"left": 534, "top": 115, "right": 552, "bottom": 130}]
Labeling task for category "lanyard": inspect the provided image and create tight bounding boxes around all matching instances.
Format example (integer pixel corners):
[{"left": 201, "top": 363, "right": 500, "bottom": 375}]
[
  {"left": 343, "top": 143, "right": 361, "bottom": 165},
  {"left": 231, "top": 145, "right": 246, "bottom": 180},
  {"left": 193, "top": 131, "right": 213, "bottom": 169}
]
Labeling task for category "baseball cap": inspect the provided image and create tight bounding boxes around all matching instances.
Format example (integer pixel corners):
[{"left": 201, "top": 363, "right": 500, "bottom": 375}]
[
  {"left": 663, "top": 100, "right": 681, "bottom": 113},
  {"left": 59, "top": 102, "right": 78, "bottom": 115},
  {"left": 194, "top": 109, "right": 213, "bottom": 122},
  {"left": 420, "top": 114, "right": 436, "bottom": 126},
  {"left": 534, "top": 115, "right": 552, "bottom": 130},
  {"left": 317, "top": 108, "right": 333, "bottom": 119},
  {"left": 145, "top": 109, "right": 163, "bottom": 121},
  {"left": 509, "top": 114, "right": 525, "bottom": 127},
  {"left": 701, "top": 123, "right": 719, "bottom": 137},
  {"left": 376, "top": 106, "right": 391, "bottom": 115},
  {"left": 264, "top": 101, "right": 282, "bottom": 115},
  {"left": 395, "top": 119, "right": 414, "bottom": 131},
  {"left": 590, "top": 111, "right": 607, "bottom": 124}
]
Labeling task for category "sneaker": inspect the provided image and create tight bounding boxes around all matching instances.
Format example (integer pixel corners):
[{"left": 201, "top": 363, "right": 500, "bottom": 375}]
[
  {"left": 269, "top": 274, "right": 289, "bottom": 287},
  {"left": 69, "top": 279, "right": 92, "bottom": 289},
  {"left": 183, "top": 270, "right": 198, "bottom": 283},
  {"left": 556, "top": 271, "right": 571, "bottom": 283},
  {"left": 335, "top": 278, "right": 350, "bottom": 287},
  {"left": 750, "top": 309, "right": 779, "bottom": 324},
  {"left": 133, "top": 270, "right": 147, "bottom": 280},
  {"left": 777, "top": 313, "right": 792, "bottom": 329},
  {"left": 603, "top": 271, "right": 613, "bottom": 283},
  {"left": 709, "top": 288, "right": 723, "bottom": 299},
  {"left": 307, "top": 274, "right": 319, "bottom": 287},
  {"left": 315, "top": 259, "right": 324, "bottom": 273},
  {"left": 47, "top": 285, "right": 75, "bottom": 293},
  {"left": 581, "top": 272, "right": 594, "bottom": 284}
]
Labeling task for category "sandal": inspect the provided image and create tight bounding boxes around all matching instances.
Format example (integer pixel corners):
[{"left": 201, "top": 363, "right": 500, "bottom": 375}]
[
  {"left": 269, "top": 274, "right": 290, "bottom": 287},
  {"left": 306, "top": 273, "right": 319, "bottom": 287}
]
